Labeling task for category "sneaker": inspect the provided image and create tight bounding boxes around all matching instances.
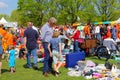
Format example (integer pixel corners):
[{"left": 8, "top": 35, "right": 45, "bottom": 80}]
[{"left": 43, "top": 72, "right": 49, "bottom": 77}]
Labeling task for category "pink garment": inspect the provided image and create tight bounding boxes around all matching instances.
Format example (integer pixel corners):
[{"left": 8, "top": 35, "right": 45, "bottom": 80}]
[{"left": 86, "top": 60, "right": 96, "bottom": 67}]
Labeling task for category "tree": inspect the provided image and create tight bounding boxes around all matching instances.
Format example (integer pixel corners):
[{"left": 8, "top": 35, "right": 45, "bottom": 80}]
[{"left": 93, "top": 0, "right": 120, "bottom": 21}]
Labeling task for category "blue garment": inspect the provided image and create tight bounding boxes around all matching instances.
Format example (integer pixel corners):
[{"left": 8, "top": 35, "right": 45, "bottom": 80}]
[
  {"left": 8, "top": 49, "right": 16, "bottom": 67},
  {"left": 0, "top": 34, "right": 3, "bottom": 54},
  {"left": 73, "top": 40, "right": 80, "bottom": 52},
  {"left": 111, "top": 27, "right": 117, "bottom": 41},
  {"left": 26, "top": 48, "right": 38, "bottom": 67},
  {"left": 50, "top": 38, "right": 61, "bottom": 51},
  {"left": 41, "top": 23, "right": 53, "bottom": 43},
  {"left": 24, "top": 27, "right": 39, "bottom": 49},
  {"left": 43, "top": 42, "right": 53, "bottom": 72},
  {"left": 0, "top": 46, "right": 3, "bottom": 54}
]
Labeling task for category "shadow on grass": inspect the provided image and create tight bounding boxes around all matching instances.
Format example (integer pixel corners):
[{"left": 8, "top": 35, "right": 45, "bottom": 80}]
[
  {"left": 23, "top": 63, "right": 43, "bottom": 71},
  {"left": 1, "top": 69, "right": 9, "bottom": 74},
  {"left": 38, "top": 66, "right": 43, "bottom": 72}
]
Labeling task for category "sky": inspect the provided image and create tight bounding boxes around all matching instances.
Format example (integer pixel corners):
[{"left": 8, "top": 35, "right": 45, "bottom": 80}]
[{"left": 0, "top": 0, "right": 18, "bottom": 16}]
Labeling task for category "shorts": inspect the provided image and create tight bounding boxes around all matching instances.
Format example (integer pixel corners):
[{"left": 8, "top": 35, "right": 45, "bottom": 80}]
[{"left": 52, "top": 50, "right": 63, "bottom": 64}]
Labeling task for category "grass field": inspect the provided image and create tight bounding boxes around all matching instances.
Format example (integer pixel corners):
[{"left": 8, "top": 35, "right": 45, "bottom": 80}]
[{"left": 0, "top": 56, "right": 119, "bottom": 80}]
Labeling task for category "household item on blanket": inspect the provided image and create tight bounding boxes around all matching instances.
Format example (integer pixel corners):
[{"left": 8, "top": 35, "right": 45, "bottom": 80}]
[
  {"left": 92, "top": 73, "right": 102, "bottom": 79},
  {"left": 66, "top": 51, "right": 85, "bottom": 68},
  {"left": 86, "top": 60, "right": 96, "bottom": 67},
  {"left": 67, "top": 70, "right": 82, "bottom": 77},
  {"left": 105, "top": 61, "right": 113, "bottom": 70},
  {"left": 77, "top": 61, "right": 86, "bottom": 71}
]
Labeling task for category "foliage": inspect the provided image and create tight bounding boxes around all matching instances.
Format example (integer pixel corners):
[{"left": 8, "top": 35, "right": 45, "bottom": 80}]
[{"left": 1, "top": 0, "right": 120, "bottom": 27}]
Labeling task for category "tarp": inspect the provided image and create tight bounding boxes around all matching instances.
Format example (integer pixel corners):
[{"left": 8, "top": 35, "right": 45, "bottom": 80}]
[
  {"left": 93, "top": 21, "right": 116, "bottom": 25},
  {"left": 94, "top": 21, "right": 110, "bottom": 24}
]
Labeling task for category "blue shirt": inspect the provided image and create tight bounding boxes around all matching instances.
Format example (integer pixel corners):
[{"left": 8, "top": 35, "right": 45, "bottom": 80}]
[
  {"left": 41, "top": 23, "right": 53, "bottom": 42},
  {"left": 50, "top": 38, "right": 61, "bottom": 51},
  {"left": 24, "top": 27, "right": 39, "bottom": 49}
]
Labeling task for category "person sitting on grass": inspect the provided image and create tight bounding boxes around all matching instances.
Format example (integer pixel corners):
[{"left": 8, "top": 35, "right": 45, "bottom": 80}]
[
  {"left": 18, "top": 44, "right": 27, "bottom": 60},
  {"left": 48, "top": 30, "right": 63, "bottom": 77},
  {"left": 7, "top": 45, "right": 16, "bottom": 73}
]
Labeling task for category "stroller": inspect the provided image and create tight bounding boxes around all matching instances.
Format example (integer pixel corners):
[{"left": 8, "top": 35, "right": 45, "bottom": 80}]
[{"left": 95, "top": 39, "right": 117, "bottom": 61}]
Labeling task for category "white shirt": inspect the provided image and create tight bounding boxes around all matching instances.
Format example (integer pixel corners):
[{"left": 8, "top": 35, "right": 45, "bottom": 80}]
[{"left": 95, "top": 26, "right": 100, "bottom": 33}]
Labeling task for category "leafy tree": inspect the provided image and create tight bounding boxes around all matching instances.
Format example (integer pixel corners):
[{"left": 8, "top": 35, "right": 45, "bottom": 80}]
[{"left": 93, "top": 0, "right": 120, "bottom": 21}]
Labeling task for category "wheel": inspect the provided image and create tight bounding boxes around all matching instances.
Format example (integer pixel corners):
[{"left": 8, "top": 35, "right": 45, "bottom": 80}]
[{"left": 96, "top": 46, "right": 109, "bottom": 60}]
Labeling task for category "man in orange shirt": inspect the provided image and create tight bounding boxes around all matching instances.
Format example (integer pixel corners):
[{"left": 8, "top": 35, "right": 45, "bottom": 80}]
[{"left": 83, "top": 23, "right": 90, "bottom": 39}]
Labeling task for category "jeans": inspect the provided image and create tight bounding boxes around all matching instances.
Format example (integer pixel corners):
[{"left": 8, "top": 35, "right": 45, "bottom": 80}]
[
  {"left": 43, "top": 42, "right": 53, "bottom": 73},
  {"left": 26, "top": 48, "right": 38, "bottom": 67},
  {"left": 73, "top": 40, "right": 80, "bottom": 52}
]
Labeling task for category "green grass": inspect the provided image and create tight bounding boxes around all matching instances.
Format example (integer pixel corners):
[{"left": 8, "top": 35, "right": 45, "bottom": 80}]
[{"left": 0, "top": 56, "right": 119, "bottom": 80}]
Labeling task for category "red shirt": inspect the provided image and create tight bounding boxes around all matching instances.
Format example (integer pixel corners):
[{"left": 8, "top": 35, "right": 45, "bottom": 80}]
[{"left": 72, "top": 30, "right": 80, "bottom": 41}]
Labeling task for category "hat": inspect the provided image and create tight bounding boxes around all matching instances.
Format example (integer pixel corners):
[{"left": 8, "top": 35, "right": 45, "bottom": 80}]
[
  {"left": 72, "top": 23, "right": 78, "bottom": 27},
  {"left": 72, "top": 23, "right": 80, "bottom": 27}
]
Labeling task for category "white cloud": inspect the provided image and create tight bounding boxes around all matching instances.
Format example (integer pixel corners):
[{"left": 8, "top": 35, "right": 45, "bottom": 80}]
[{"left": 0, "top": 2, "right": 8, "bottom": 8}]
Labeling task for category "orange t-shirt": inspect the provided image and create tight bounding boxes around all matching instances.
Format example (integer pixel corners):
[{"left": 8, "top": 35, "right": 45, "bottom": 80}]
[
  {"left": 5, "top": 32, "right": 13, "bottom": 46},
  {"left": 83, "top": 25, "right": 90, "bottom": 35}
]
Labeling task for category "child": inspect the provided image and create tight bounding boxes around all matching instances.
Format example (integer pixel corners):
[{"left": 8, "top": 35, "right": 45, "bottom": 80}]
[
  {"left": 7, "top": 45, "right": 16, "bottom": 73},
  {"left": 48, "top": 31, "right": 63, "bottom": 77},
  {"left": 18, "top": 44, "right": 27, "bottom": 59}
]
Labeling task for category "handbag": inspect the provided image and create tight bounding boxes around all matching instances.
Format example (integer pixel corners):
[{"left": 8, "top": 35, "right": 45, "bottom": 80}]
[{"left": 78, "top": 38, "right": 84, "bottom": 43}]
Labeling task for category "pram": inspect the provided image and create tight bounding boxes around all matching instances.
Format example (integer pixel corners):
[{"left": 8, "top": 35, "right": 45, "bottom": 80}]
[
  {"left": 95, "top": 38, "right": 117, "bottom": 61},
  {"left": 79, "top": 38, "right": 116, "bottom": 61}
]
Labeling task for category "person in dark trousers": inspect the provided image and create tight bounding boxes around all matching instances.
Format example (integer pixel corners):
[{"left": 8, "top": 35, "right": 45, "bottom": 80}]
[
  {"left": 24, "top": 22, "right": 39, "bottom": 69},
  {"left": 41, "top": 17, "right": 57, "bottom": 77}
]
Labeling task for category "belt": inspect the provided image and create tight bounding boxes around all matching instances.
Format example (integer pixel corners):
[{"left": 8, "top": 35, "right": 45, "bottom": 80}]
[{"left": 42, "top": 42, "right": 49, "bottom": 44}]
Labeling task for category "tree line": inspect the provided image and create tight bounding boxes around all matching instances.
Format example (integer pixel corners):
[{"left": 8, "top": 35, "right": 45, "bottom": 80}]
[{"left": 0, "top": 0, "right": 120, "bottom": 27}]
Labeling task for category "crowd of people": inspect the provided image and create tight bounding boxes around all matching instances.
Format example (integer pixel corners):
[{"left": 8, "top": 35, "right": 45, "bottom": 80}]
[{"left": 0, "top": 17, "right": 120, "bottom": 77}]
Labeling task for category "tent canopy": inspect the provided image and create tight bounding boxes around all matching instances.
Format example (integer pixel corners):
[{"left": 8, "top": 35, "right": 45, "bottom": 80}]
[{"left": 0, "top": 17, "right": 8, "bottom": 24}]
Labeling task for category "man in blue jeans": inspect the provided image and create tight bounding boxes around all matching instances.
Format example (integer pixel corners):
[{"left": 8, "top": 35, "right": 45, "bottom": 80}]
[
  {"left": 41, "top": 17, "right": 57, "bottom": 77},
  {"left": 24, "top": 22, "right": 39, "bottom": 69}
]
